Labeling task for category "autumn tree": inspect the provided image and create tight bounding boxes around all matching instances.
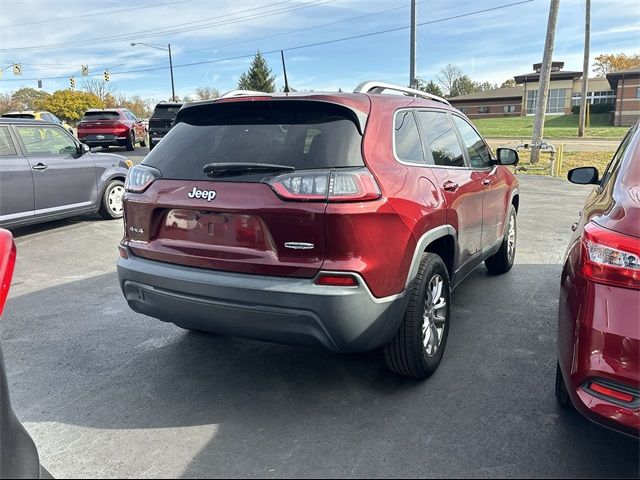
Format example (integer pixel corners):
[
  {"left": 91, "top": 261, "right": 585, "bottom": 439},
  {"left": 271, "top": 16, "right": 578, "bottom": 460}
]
[
  {"left": 592, "top": 53, "right": 640, "bottom": 76},
  {"left": 195, "top": 86, "right": 220, "bottom": 100},
  {"left": 237, "top": 51, "right": 276, "bottom": 93},
  {"left": 11, "top": 87, "right": 50, "bottom": 110},
  {"left": 39, "top": 89, "right": 103, "bottom": 123}
]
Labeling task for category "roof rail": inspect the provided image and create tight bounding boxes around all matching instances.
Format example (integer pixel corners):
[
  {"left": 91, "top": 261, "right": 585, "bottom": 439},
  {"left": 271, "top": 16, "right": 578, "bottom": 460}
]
[
  {"left": 219, "top": 89, "right": 272, "bottom": 99},
  {"left": 353, "top": 81, "right": 451, "bottom": 106}
]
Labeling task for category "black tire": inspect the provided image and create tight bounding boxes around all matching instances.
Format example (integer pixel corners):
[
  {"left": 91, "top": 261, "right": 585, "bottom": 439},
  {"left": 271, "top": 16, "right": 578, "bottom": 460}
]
[
  {"left": 98, "top": 180, "right": 125, "bottom": 220},
  {"left": 125, "top": 131, "right": 135, "bottom": 151},
  {"left": 140, "top": 132, "right": 147, "bottom": 147},
  {"left": 384, "top": 253, "right": 451, "bottom": 379},
  {"left": 149, "top": 142, "right": 155, "bottom": 151},
  {"left": 485, "top": 205, "right": 517, "bottom": 274},
  {"left": 555, "top": 362, "right": 573, "bottom": 407}
]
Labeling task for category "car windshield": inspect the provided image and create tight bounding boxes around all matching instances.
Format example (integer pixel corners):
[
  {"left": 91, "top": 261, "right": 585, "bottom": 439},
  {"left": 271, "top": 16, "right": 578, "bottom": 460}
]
[{"left": 81, "top": 111, "right": 120, "bottom": 121}]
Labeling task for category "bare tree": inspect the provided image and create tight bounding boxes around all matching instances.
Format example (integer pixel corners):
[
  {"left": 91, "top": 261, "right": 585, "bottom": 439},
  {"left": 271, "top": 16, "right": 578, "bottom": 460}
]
[
  {"left": 0, "top": 92, "right": 19, "bottom": 113},
  {"left": 81, "top": 78, "right": 117, "bottom": 103},
  {"left": 436, "top": 64, "right": 464, "bottom": 96},
  {"left": 195, "top": 86, "right": 220, "bottom": 100}
]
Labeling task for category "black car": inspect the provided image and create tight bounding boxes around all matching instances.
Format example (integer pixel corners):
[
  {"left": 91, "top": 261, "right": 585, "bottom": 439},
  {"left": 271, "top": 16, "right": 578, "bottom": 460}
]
[{"left": 148, "top": 102, "right": 182, "bottom": 151}]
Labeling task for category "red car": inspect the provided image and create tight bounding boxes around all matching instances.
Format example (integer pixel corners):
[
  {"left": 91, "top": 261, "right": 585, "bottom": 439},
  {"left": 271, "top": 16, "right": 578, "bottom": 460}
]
[
  {"left": 117, "top": 82, "right": 520, "bottom": 378},
  {"left": 77, "top": 108, "right": 147, "bottom": 151},
  {"left": 557, "top": 121, "right": 640, "bottom": 437}
]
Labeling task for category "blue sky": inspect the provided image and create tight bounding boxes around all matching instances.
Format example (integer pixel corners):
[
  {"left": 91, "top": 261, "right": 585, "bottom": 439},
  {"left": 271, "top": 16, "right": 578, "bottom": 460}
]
[{"left": 1, "top": 0, "right": 638, "bottom": 102}]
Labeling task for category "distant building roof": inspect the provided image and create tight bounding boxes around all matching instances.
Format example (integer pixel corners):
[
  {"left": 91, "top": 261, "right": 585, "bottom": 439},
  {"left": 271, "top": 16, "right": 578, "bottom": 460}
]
[
  {"left": 514, "top": 70, "right": 583, "bottom": 84},
  {"left": 448, "top": 87, "right": 523, "bottom": 102},
  {"left": 606, "top": 66, "right": 640, "bottom": 89}
]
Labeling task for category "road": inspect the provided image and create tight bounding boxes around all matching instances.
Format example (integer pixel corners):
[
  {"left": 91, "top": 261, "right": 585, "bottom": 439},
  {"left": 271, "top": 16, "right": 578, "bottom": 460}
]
[{"left": 2, "top": 176, "right": 638, "bottom": 478}]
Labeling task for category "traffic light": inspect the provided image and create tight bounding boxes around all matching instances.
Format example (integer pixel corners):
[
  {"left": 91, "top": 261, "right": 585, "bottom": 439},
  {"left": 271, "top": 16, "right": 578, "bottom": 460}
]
[
  {"left": 70, "top": 77, "right": 75, "bottom": 89},
  {"left": 104, "top": 71, "right": 110, "bottom": 82}
]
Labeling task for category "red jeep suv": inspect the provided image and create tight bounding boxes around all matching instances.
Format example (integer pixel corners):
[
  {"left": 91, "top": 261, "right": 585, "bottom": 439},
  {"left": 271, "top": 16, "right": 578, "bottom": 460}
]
[
  {"left": 117, "top": 82, "right": 520, "bottom": 378},
  {"left": 77, "top": 108, "right": 147, "bottom": 151}
]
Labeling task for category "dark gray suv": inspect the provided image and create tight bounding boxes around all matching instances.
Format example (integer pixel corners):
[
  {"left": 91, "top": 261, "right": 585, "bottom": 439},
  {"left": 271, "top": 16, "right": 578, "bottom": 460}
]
[{"left": 0, "top": 119, "right": 131, "bottom": 229}]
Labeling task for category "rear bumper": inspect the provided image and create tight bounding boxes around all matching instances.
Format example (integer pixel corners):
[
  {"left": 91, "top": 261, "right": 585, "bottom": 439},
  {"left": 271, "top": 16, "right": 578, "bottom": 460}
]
[
  {"left": 117, "top": 250, "right": 407, "bottom": 352},
  {"left": 78, "top": 134, "right": 128, "bottom": 147},
  {"left": 558, "top": 276, "right": 640, "bottom": 437}
]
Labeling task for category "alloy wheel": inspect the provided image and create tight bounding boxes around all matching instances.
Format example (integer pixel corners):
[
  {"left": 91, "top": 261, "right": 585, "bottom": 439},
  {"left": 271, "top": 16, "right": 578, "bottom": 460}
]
[{"left": 421, "top": 274, "right": 447, "bottom": 357}]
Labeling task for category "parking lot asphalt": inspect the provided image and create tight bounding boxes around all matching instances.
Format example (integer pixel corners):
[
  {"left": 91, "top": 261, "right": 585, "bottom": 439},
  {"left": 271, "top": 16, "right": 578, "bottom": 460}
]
[{"left": 2, "top": 175, "right": 638, "bottom": 478}]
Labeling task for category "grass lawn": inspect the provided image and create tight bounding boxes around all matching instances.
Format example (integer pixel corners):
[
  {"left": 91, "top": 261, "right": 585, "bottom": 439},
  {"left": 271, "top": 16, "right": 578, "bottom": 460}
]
[
  {"left": 511, "top": 150, "right": 614, "bottom": 177},
  {"left": 473, "top": 114, "right": 627, "bottom": 140}
]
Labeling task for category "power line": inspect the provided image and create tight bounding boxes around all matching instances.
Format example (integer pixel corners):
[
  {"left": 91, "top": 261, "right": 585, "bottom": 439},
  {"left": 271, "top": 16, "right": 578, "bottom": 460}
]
[
  {"left": 3, "top": 0, "right": 426, "bottom": 69},
  {"left": 0, "top": 0, "right": 197, "bottom": 29},
  {"left": 0, "top": 0, "right": 332, "bottom": 52},
  {"left": 0, "top": 0, "right": 535, "bottom": 83}
]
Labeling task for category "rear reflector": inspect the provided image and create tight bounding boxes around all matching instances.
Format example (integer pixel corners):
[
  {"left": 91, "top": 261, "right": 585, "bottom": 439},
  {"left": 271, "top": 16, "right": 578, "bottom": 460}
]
[
  {"left": 589, "top": 382, "right": 635, "bottom": 403},
  {"left": 315, "top": 274, "right": 358, "bottom": 287},
  {"left": 118, "top": 246, "right": 129, "bottom": 259}
]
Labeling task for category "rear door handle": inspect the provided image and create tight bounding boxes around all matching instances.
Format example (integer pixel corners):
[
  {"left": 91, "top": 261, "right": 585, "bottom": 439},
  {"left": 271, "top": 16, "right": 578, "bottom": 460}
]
[
  {"left": 32, "top": 163, "right": 48, "bottom": 171},
  {"left": 482, "top": 179, "right": 492, "bottom": 186},
  {"left": 443, "top": 181, "right": 459, "bottom": 192}
]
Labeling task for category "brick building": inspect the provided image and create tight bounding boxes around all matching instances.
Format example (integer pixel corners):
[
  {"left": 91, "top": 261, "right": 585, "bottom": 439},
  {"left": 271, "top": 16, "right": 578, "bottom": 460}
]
[
  {"left": 607, "top": 67, "right": 640, "bottom": 126},
  {"left": 449, "top": 61, "right": 618, "bottom": 120}
]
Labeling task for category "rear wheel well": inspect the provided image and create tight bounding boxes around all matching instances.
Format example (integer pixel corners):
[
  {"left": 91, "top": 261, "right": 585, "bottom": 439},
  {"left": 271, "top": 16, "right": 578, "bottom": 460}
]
[
  {"left": 424, "top": 235, "right": 455, "bottom": 279},
  {"left": 512, "top": 194, "right": 519, "bottom": 213}
]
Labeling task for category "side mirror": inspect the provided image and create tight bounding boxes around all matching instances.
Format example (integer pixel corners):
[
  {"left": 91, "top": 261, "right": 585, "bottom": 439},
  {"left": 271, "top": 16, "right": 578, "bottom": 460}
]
[
  {"left": 568, "top": 166, "right": 599, "bottom": 185},
  {"left": 77, "top": 143, "right": 91, "bottom": 155},
  {"left": 496, "top": 148, "right": 519, "bottom": 166}
]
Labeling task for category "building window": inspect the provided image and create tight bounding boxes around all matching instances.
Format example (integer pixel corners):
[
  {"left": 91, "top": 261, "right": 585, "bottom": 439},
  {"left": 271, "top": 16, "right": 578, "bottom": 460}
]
[
  {"left": 637, "top": 87, "right": 640, "bottom": 99},
  {"left": 526, "top": 90, "right": 538, "bottom": 114},
  {"left": 572, "top": 90, "right": 615, "bottom": 106},
  {"left": 547, "top": 88, "right": 567, "bottom": 114},
  {"left": 527, "top": 88, "right": 567, "bottom": 114},
  {"left": 459, "top": 107, "right": 467, "bottom": 114},
  {"left": 504, "top": 105, "right": 517, "bottom": 113},
  {"left": 478, "top": 106, "right": 489, "bottom": 114}
]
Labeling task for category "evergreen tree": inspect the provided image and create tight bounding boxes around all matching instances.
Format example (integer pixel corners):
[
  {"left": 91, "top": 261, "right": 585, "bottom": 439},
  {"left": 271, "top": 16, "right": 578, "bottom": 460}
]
[
  {"left": 237, "top": 51, "right": 276, "bottom": 93},
  {"left": 415, "top": 79, "right": 444, "bottom": 97}
]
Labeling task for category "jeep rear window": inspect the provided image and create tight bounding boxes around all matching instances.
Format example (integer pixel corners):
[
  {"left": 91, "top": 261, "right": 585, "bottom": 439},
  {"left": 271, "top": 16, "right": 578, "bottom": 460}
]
[
  {"left": 81, "top": 111, "right": 120, "bottom": 121},
  {"left": 152, "top": 105, "right": 182, "bottom": 118},
  {"left": 143, "top": 100, "right": 365, "bottom": 181}
]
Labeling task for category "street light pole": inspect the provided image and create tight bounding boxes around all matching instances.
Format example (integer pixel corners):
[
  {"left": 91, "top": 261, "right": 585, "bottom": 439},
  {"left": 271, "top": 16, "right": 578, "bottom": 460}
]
[{"left": 131, "top": 42, "right": 176, "bottom": 101}]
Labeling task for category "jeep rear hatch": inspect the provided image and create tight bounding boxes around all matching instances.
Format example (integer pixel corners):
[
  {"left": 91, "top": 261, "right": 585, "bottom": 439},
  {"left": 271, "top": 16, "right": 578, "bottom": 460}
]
[{"left": 123, "top": 99, "right": 374, "bottom": 278}]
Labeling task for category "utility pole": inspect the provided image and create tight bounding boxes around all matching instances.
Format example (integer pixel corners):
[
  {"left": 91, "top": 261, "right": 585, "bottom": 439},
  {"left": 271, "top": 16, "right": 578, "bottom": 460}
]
[
  {"left": 168, "top": 43, "right": 176, "bottom": 102},
  {"left": 409, "top": 0, "right": 417, "bottom": 88},
  {"left": 531, "top": 0, "right": 561, "bottom": 164},
  {"left": 578, "top": 0, "right": 591, "bottom": 137}
]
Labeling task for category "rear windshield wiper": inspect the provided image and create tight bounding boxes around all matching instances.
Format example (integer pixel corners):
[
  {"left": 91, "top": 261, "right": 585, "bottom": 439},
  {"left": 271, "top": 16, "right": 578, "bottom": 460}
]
[{"left": 203, "top": 163, "right": 295, "bottom": 177}]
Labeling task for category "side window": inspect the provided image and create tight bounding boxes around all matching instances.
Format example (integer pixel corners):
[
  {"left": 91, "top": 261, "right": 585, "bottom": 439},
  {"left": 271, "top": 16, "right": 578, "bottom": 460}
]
[
  {"left": 452, "top": 115, "right": 492, "bottom": 169},
  {"left": 600, "top": 129, "right": 633, "bottom": 187},
  {"left": 417, "top": 111, "right": 465, "bottom": 168},
  {"left": 0, "top": 127, "right": 17, "bottom": 156},
  {"left": 17, "top": 126, "right": 77, "bottom": 156},
  {"left": 394, "top": 110, "right": 424, "bottom": 164},
  {"left": 49, "top": 113, "right": 62, "bottom": 124}
]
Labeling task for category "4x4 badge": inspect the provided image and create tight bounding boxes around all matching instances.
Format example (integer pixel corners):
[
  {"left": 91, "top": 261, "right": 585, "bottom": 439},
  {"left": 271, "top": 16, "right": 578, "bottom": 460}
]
[{"left": 188, "top": 187, "right": 216, "bottom": 202}]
